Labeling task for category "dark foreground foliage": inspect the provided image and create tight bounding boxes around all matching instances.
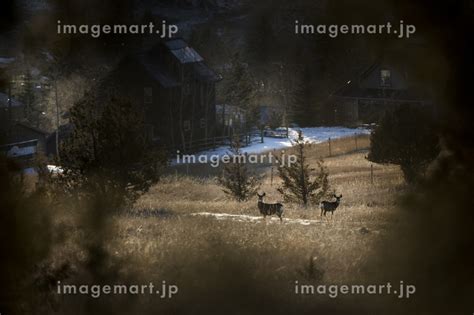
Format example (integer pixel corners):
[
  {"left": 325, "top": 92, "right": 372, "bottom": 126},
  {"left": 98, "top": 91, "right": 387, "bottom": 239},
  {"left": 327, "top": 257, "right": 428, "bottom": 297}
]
[{"left": 368, "top": 105, "right": 439, "bottom": 183}]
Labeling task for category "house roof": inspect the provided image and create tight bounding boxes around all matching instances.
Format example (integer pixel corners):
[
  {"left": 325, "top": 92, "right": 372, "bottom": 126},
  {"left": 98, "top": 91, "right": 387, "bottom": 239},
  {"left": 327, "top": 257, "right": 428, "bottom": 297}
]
[
  {"left": 138, "top": 54, "right": 180, "bottom": 88},
  {"left": 15, "top": 122, "right": 49, "bottom": 136},
  {"left": 164, "top": 39, "right": 188, "bottom": 50},
  {"left": 164, "top": 38, "right": 204, "bottom": 64},
  {"left": 170, "top": 46, "right": 203, "bottom": 64},
  {"left": 0, "top": 57, "right": 15, "bottom": 68},
  {"left": 332, "top": 61, "right": 429, "bottom": 101},
  {"left": 193, "top": 62, "right": 220, "bottom": 82}
]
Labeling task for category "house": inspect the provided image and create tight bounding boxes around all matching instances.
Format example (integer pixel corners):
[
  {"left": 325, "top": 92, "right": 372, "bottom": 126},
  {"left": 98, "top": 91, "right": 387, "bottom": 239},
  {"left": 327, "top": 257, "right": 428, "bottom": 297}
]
[
  {"left": 107, "top": 38, "right": 221, "bottom": 152},
  {"left": 0, "top": 122, "right": 49, "bottom": 169},
  {"left": 330, "top": 59, "right": 433, "bottom": 125}
]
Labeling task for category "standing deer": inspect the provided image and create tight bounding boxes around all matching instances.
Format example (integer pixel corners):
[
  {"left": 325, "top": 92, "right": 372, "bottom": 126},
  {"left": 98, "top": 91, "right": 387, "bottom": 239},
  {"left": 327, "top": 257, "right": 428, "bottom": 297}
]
[
  {"left": 320, "top": 194, "right": 343, "bottom": 217},
  {"left": 257, "top": 192, "right": 284, "bottom": 222}
]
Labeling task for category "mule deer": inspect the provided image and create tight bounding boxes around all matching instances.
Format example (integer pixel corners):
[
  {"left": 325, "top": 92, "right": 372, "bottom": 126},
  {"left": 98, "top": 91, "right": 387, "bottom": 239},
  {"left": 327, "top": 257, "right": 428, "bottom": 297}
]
[
  {"left": 257, "top": 192, "right": 284, "bottom": 222},
  {"left": 320, "top": 194, "right": 342, "bottom": 217}
]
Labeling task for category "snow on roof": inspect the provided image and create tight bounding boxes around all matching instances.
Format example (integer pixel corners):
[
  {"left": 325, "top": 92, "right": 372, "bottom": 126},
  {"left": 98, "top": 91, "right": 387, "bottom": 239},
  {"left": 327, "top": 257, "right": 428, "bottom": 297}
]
[
  {"left": 193, "top": 62, "right": 219, "bottom": 81},
  {"left": 164, "top": 39, "right": 188, "bottom": 50},
  {"left": 170, "top": 46, "right": 203, "bottom": 64},
  {"left": 0, "top": 57, "right": 15, "bottom": 67}
]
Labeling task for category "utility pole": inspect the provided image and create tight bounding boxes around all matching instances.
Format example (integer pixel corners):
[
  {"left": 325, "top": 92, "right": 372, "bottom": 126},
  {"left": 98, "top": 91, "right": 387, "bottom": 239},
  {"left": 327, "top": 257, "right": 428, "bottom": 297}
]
[
  {"left": 55, "top": 79, "right": 60, "bottom": 161},
  {"left": 8, "top": 81, "right": 12, "bottom": 139}
]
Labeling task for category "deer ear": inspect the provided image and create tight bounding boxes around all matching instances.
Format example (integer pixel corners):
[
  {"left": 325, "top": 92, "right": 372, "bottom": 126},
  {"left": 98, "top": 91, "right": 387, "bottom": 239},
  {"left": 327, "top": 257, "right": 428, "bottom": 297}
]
[{"left": 262, "top": 192, "right": 266, "bottom": 196}]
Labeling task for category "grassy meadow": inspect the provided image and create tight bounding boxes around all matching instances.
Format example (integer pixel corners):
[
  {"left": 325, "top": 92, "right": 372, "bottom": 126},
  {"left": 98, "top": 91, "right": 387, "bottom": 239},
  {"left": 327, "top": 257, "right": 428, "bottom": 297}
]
[{"left": 40, "top": 135, "right": 411, "bottom": 314}]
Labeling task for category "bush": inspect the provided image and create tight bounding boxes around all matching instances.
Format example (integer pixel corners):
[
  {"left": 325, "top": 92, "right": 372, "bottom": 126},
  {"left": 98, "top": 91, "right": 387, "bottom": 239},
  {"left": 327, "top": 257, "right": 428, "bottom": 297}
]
[{"left": 368, "top": 105, "right": 439, "bottom": 183}]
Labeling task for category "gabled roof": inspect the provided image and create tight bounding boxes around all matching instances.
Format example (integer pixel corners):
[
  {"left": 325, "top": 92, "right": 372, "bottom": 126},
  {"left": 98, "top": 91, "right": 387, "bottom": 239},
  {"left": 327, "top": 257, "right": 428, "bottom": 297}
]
[
  {"left": 193, "top": 62, "right": 220, "bottom": 82},
  {"left": 164, "top": 38, "right": 204, "bottom": 64},
  {"left": 15, "top": 122, "right": 49, "bottom": 135},
  {"left": 170, "top": 46, "right": 203, "bottom": 64},
  {"left": 138, "top": 54, "right": 180, "bottom": 88},
  {"left": 164, "top": 39, "right": 188, "bottom": 50},
  {"left": 332, "top": 61, "right": 429, "bottom": 101}
]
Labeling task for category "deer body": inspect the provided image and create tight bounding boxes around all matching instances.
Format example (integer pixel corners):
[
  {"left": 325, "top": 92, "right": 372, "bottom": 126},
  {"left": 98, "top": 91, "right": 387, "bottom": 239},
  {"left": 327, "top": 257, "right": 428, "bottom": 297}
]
[
  {"left": 320, "top": 194, "right": 342, "bottom": 217},
  {"left": 257, "top": 193, "right": 284, "bottom": 222}
]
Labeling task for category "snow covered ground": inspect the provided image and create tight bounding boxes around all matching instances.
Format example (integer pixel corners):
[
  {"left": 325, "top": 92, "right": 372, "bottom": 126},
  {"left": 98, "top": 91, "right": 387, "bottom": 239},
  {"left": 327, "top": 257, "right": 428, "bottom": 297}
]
[
  {"left": 199, "top": 126, "right": 370, "bottom": 157},
  {"left": 191, "top": 212, "right": 320, "bottom": 225}
]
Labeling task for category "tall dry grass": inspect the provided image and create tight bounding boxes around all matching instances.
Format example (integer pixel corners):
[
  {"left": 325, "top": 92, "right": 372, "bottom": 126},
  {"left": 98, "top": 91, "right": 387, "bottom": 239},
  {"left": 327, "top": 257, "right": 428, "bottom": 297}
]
[{"left": 16, "top": 136, "right": 411, "bottom": 314}]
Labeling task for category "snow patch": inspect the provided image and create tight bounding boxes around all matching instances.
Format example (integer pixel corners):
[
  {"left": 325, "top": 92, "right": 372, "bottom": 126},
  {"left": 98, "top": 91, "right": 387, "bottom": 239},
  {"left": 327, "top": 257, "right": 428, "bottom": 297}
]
[
  {"left": 195, "top": 126, "right": 370, "bottom": 158},
  {"left": 191, "top": 212, "right": 322, "bottom": 225}
]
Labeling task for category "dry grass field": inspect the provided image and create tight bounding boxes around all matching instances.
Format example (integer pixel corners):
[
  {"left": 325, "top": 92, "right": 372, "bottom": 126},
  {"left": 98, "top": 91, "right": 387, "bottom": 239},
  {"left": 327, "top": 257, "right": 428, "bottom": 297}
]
[{"left": 45, "top": 136, "right": 410, "bottom": 314}]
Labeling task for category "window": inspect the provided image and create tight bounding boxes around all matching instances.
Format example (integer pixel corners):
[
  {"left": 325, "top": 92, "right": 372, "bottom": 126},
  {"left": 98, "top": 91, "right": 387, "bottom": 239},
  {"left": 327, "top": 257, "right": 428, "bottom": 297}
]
[
  {"left": 144, "top": 87, "right": 153, "bottom": 104},
  {"left": 183, "top": 120, "right": 191, "bottom": 131},
  {"left": 200, "top": 118, "right": 206, "bottom": 129},
  {"left": 380, "top": 69, "right": 391, "bottom": 87}
]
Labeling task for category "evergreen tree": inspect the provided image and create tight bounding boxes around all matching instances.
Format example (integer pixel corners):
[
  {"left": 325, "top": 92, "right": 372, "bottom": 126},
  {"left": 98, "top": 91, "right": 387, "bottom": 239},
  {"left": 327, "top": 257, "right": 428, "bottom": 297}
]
[
  {"left": 368, "top": 105, "right": 439, "bottom": 183},
  {"left": 57, "top": 92, "right": 166, "bottom": 209},
  {"left": 218, "top": 137, "right": 260, "bottom": 201},
  {"left": 222, "top": 53, "right": 259, "bottom": 130},
  {"left": 245, "top": 8, "right": 276, "bottom": 65},
  {"left": 291, "top": 66, "right": 318, "bottom": 127},
  {"left": 277, "top": 131, "right": 330, "bottom": 206},
  {"left": 19, "top": 69, "right": 47, "bottom": 129}
]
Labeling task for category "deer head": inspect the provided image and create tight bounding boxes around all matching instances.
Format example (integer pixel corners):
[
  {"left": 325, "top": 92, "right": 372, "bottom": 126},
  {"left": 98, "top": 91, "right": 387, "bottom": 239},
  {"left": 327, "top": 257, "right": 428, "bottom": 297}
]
[
  {"left": 257, "top": 192, "right": 266, "bottom": 201},
  {"left": 333, "top": 194, "right": 342, "bottom": 202}
]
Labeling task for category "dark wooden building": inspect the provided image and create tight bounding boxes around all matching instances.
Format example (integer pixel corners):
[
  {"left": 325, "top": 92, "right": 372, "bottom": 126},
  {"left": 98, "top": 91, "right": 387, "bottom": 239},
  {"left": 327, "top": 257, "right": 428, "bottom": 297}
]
[
  {"left": 0, "top": 122, "right": 49, "bottom": 169},
  {"left": 109, "top": 38, "right": 221, "bottom": 152},
  {"left": 330, "top": 60, "right": 433, "bottom": 125}
]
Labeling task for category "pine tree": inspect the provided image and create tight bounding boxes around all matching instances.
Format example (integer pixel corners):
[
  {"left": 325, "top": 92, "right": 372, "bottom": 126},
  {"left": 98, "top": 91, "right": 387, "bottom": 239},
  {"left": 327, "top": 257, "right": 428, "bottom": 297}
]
[
  {"left": 218, "top": 137, "right": 260, "bottom": 201},
  {"left": 291, "top": 66, "right": 318, "bottom": 127},
  {"left": 19, "top": 69, "right": 47, "bottom": 128},
  {"left": 222, "top": 53, "right": 259, "bottom": 130},
  {"left": 277, "top": 131, "right": 330, "bottom": 206},
  {"left": 57, "top": 92, "right": 166, "bottom": 209}
]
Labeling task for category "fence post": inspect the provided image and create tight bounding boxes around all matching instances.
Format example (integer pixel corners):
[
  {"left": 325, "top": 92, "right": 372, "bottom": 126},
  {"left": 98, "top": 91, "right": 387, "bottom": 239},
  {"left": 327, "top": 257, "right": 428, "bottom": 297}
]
[
  {"left": 261, "top": 129, "right": 264, "bottom": 143},
  {"left": 270, "top": 166, "right": 274, "bottom": 187},
  {"left": 370, "top": 164, "right": 374, "bottom": 185},
  {"left": 328, "top": 137, "right": 332, "bottom": 157},
  {"left": 355, "top": 133, "right": 358, "bottom": 151}
]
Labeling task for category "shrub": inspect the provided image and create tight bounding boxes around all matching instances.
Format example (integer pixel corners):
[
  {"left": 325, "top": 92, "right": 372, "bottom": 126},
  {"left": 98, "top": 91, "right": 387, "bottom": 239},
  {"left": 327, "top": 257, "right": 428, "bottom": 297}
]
[{"left": 368, "top": 105, "right": 439, "bottom": 183}]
